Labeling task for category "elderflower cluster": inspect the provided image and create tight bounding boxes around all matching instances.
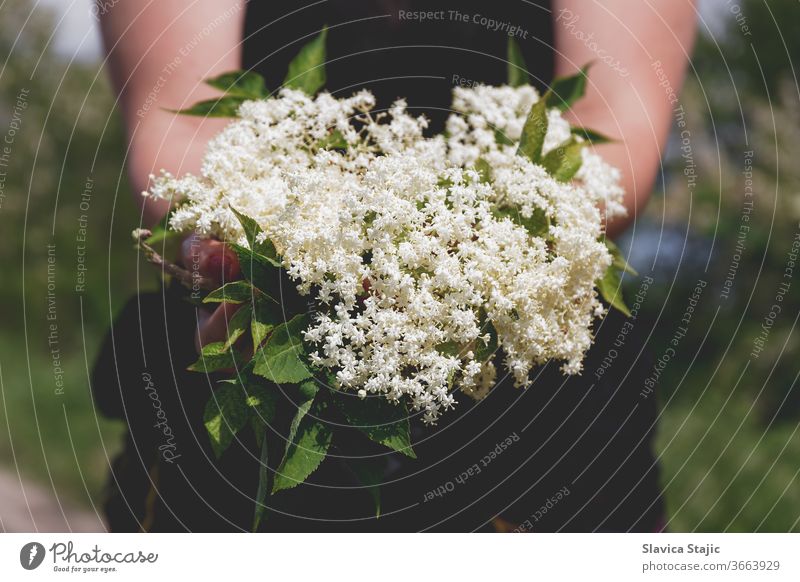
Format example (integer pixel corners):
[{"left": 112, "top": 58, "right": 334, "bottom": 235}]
[{"left": 148, "top": 85, "right": 625, "bottom": 423}]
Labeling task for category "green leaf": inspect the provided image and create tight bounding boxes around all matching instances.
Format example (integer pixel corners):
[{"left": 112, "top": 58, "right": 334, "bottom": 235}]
[
  {"left": 253, "top": 314, "right": 313, "bottom": 384},
  {"left": 230, "top": 243, "right": 279, "bottom": 293},
  {"left": 597, "top": 265, "right": 632, "bottom": 317},
  {"left": 283, "top": 383, "right": 318, "bottom": 452},
  {"left": 516, "top": 97, "right": 548, "bottom": 163},
  {"left": 245, "top": 381, "right": 278, "bottom": 424},
  {"left": 143, "top": 228, "right": 180, "bottom": 247},
  {"left": 333, "top": 392, "right": 416, "bottom": 458},
  {"left": 230, "top": 206, "right": 262, "bottom": 250},
  {"left": 494, "top": 128, "right": 514, "bottom": 146},
  {"left": 252, "top": 435, "right": 270, "bottom": 531},
  {"left": 297, "top": 379, "right": 320, "bottom": 402},
  {"left": 474, "top": 158, "right": 492, "bottom": 183},
  {"left": 206, "top": 70, "right": 268, "bottom": 99},
  {"left": 229, "top": 207, "right": 281, "bottom": 262},
  {"left": 491, "top": 206, "right": 550, "bottom": 238},
  {"left": 541, "top": 138, "right": 584, "bottom": 182},
  {"left": 203, "top": 280, "right": 255, "bottom": 304},
  {"left": 222, "top": 305, "right": 252, "bottom": 350},
  {"left": 317, "top": 129, "right": 348, "bottom": 151},
  {"left": 204, "top": 380, "right": 248, "bottom": 458},
  {"left": 571, "top": 126, "right": 614, "bottom": 144},
  {"left": 187, "top": 341, "right": 241, "bottom": 372},
  {"left": 283, "top": 26, "right": 328, "bottom": 95},
  {"left": 475, "top": 320, "right": 499, "bottom": 362},
  {"left": 251, "top": 296, "right": 282, "bottom": 348},
  {"left": 273, "top": 397, "right": 332, "bottom": 493},
  {"left": 347, "top": 457, "right": 386, "bottom": 518},
  {"left": 246, "top": 376, "right": 281, "bottom": 449},
  {"left": 435, "top": 341, "right": 464, "bottom": 358},
  {"left": 170, "top": 96, "right": 245, "bottom": 117},
  {"left": 545, "top": 63, "right": 592, "bottom": 111},
  {"left": 507, "top": 38, "right": 530, "bottom": 87},
  {"left": 604, "top": 239, "right": 638, "bottom": 276},
  {"left": 144, "top": 209, "right": 179, "bottom": 246}
]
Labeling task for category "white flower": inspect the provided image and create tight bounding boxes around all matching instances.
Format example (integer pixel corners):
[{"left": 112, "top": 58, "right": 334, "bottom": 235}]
[{"left": 147, "top": 85, "right": 625, "bottom": 422}]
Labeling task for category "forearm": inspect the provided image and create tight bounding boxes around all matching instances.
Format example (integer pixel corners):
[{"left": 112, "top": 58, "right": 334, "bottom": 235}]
[
  {"left": 100, "top": 0, "right": 245, "bottom": 226},
  {"left": 553, "top": 0, "right": 697, "bottom": 236}
]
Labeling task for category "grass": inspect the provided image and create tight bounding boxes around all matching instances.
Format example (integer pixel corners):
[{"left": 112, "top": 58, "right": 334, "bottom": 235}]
[
  {"left": 0, "top": 335, "right": 125, "bottom": 509},
  {"left": 658, "top": 392, "right": 800, "bottom": 532}
]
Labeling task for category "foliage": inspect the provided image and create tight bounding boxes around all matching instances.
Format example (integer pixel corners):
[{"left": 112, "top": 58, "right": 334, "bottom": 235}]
[
  {"left": 157, "top": 28, "right": 635, "bottom": 527},
  {"left": 0, "top": 0, "right": 134, "bottom": 503}
]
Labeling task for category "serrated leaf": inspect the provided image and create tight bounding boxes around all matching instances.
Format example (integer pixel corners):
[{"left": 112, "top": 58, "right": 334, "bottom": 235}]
[
  {"left": 262, "top": 379, "right": 319, "bottom": 455},
  {"left": 206, "top": 70, "right": 268, "bottom": 99},
  {"left": 541, "top": 139, "right": 584, "bottom": 182},
  {"left": 348, "top": 457, "right": 386, "bottom": 518},
  {"left": 223, "top": 305, "right": 252, "bottom": 350},
  {"left": 253, "top": 314, "right": 313, "bottom": 384},
  {"left": 545, "top": 63, "right": 592, "bottom": 111},
  {"left": 507, "top": 38, "right": 530, "bottom": 87},
  {"left": 247, "top": 372, "right": 281, "bottom": 452},
  {"left": 283, "top": 26, "right": 328, "bottom": 95},
  {"left": 597, "top": 265, "right": 632, "bottom": 317},
  {"left": 229, "top": 207, "right": 281, "bottom": 262},
  {"left": 231, "top": 243, "right": 279, "bottom": 293},
  {"left": 204, "top": 380, "right": 248, "bottom": 458},
  {"left": 491, "top": 206, "right": 550, "bottom": 238},
  {"left": 283, "top": 383, "right": 317, "bottom": 452},
  {"left": 251, "top": 296, "right": 282, "bottom": 348},
  {"left": 604, "top": 239, "right": 638, "bottom": 276},
  {"left": 252, "top": 435, "right": 270, "bottom": 531},
  {"left": 245, "top": 381, "right": 278, "bottom": 424},
  {"left": 229, "top": 206, "right": 261, "bottom": 250},
  {"left": 203, "top": 280, "right": 255, "bottom": 304},
  {"left": 273, "top": 397, "right": 332, "bottom": 493},
  {"left": 171, "top": 96, "right": 245, "bottom": 117},
  {"left": 187, "top": 341, "right": 241, "bottom": 372},
  {"left": 333, "top": 393, "right": 415, "bottom": 458},
  {"left": 571, "top": 126, "right": 614, "bottom": 144},
  {"left": 517, "top": 97, "right": 548, "bottom": 163}
]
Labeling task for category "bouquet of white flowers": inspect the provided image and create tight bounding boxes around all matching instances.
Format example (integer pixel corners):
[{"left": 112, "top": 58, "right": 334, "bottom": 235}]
[{"left": 134, "top": 29, "right": 633, "bottom": 529}]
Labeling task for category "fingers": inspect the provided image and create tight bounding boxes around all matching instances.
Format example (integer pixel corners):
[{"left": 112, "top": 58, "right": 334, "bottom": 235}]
[
  {"left": 181, "top": 234, "right": 246, "bottom": 355},
  {"left": 194, "top": 302, "right": 243, "bottom": 353},
  {"left": 181, "top": 234, "right": 241, "bottom": 287}
]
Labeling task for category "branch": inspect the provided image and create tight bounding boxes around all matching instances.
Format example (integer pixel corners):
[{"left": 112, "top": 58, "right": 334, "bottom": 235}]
[{"left": 133, "top": 229, "right": 217, "bottom": 291}]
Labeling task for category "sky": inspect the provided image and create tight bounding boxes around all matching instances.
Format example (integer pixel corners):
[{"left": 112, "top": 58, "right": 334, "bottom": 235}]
[{"left": 39, "top": 0, "right": 104, "bottom": 62}]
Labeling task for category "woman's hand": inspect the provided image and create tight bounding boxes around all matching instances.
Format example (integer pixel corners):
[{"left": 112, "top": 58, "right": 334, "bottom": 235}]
[
  {"left": 180, "top": 235, "right": 243, "bottom": 354},
  {"left": 100, "top": 2, "right": 249, "bottom": 352}
]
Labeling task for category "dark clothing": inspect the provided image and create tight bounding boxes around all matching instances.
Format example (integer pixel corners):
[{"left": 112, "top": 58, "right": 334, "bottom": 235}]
[
  {"left": 94, "top": 0, "right": 664, "bottom": 532},
  {"left": 242, "top": 0, "right": 555, "bottom": 132}
]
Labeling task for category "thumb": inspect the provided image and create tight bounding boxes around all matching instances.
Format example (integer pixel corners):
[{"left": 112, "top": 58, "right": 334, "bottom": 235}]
[{"left": 181, "top": 234, "right": 241, "bottom": 286}]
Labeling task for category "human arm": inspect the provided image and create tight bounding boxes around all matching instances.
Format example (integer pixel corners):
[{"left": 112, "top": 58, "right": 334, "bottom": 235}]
[
  {"left": 552, "top": 0, "right": 697, "bottom": 235},
  {"left": 99, "top": 0, "right": 245, "bottom": 226},
  {"left": 100, "top": 1, "right": 246, "bottom": 349}
]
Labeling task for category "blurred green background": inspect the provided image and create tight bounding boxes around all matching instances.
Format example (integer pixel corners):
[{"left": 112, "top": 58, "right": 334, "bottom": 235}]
[{"left": 0, "top": 0, "right": 797, "bottom": 531}]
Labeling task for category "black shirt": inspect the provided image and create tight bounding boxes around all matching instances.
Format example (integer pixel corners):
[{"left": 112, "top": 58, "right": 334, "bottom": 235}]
[{"left": 94, "top": 0, "right": 665, "bottom": 532}]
